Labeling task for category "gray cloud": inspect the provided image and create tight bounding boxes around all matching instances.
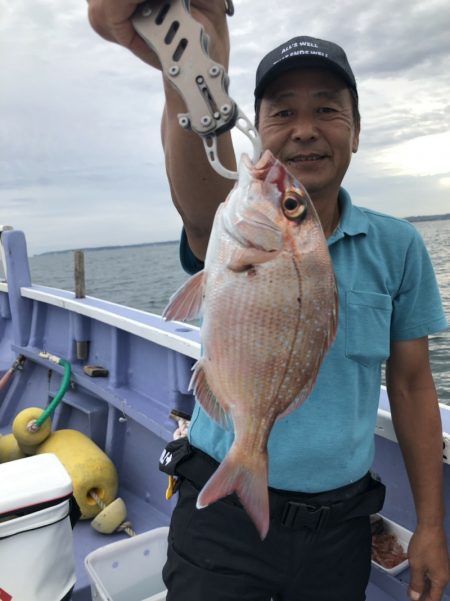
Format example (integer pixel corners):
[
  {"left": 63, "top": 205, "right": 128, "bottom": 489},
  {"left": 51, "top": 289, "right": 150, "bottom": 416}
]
[
  {"left": 230, "top": 0, "right": 450, "bottom": 85},
  {"left": 359, "top": 102, "right": 450, "bottom": 149},
  {"left": 0, "top": 0, "right": 449, "bottom": 254},
  {"left": 348, "top": 3, "right": 450, "bottom": 78},
  {"left": 1, "top": 197, "right": 34, "bottom": 207}
]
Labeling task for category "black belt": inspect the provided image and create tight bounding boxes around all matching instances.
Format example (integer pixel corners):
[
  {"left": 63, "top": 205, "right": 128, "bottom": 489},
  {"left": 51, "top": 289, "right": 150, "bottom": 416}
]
[
  {"left": 159, "top": 438, "right": 386, "bottom": 533},
  {"left": 275, "top": 476, "right": 385, "bottom": 532}
]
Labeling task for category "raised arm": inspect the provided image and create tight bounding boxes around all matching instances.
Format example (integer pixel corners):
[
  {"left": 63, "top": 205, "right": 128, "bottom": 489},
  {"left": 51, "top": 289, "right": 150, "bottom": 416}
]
[{"left": 88, "top": 0, "right": 236, "bottom": 260}]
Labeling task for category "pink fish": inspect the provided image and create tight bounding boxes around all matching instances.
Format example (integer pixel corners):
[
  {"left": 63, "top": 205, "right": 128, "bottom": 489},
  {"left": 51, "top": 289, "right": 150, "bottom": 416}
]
[{"left": 163, "top": 150, "right": 338, "bottom": 539}]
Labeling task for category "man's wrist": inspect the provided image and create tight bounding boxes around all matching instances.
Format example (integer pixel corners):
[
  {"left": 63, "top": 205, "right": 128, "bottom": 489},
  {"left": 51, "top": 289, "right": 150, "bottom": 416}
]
[{"left": 415, "top": 516, "right": 446, "bottom": 529}]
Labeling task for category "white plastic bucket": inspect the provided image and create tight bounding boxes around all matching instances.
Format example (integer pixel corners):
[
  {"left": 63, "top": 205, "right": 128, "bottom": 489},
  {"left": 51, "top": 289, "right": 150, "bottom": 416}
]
[{"left": 85, "top": 526, "right": 169, "bottom": 601}]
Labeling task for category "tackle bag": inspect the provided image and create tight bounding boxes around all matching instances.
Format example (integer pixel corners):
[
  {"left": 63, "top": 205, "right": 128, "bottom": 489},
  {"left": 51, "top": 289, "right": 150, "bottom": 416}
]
[{"left": 0, "top": 453, "right": 77, "bottom": 601}]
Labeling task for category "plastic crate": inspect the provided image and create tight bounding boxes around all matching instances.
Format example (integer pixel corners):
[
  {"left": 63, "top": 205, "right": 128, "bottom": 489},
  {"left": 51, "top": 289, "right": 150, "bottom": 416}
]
[{"left": 85, "top": 526, "right": 169, "bottom": 601}]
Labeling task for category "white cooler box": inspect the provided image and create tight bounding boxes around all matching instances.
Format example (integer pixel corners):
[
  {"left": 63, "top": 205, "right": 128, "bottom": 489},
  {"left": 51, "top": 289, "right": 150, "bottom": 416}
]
[
  {"left": 85, "top": 526, "right": 169, "bottom": 601},
  {"left": 0, "top": 453, "right": 76, "bottom": 601}
]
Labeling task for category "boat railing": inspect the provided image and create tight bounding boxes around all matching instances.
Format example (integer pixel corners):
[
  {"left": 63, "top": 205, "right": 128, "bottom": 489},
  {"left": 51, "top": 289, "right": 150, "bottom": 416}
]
[{"left": 0, "top": 225, "right": 13, "bottom": 289}]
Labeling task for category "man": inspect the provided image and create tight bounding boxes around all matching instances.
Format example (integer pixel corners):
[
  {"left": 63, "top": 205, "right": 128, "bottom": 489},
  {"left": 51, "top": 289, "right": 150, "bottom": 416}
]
[{"left": 88, "top": 2, "right": 449, "bottom": 600}]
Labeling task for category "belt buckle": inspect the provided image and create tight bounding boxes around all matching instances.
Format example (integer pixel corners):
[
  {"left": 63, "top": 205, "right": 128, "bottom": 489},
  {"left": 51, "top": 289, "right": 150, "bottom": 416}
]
[{"left": 281, "top": 502, "right": 331, "bottom": 532}]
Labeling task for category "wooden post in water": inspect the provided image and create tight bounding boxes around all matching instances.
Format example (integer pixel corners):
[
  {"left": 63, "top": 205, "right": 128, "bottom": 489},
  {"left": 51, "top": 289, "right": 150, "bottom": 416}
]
[
  {"left": 74, "top": 250, "right": 89, "bottom": 360},
  {"left": 74, "top": 250, "right": 85, "bottom": 299}
]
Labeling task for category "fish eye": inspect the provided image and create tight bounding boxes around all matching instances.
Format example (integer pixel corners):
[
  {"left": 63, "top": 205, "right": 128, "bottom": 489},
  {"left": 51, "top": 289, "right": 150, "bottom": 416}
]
[{"left": 282, "top": 189, "right": 307, "bottom": 221}]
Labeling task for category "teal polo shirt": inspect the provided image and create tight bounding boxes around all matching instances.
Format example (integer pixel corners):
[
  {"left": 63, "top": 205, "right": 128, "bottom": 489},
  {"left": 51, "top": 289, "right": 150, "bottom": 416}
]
[{"left": 179, "top": 189, "right": 448, "bottom": 492}]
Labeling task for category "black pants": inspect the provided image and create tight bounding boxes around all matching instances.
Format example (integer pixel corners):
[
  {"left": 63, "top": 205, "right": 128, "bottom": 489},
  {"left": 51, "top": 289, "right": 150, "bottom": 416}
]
[{"left": 162, "top": 451, "right": 383, "bottom": 601}]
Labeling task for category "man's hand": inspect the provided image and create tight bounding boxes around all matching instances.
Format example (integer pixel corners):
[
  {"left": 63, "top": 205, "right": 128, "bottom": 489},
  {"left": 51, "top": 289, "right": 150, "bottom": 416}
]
[
  {"left": 407, "top": 525, "right": 449, "bottom": 600},
  {"left": 88, "top": 0, "right": 230, "bottom": 70},
  {"left": 88, "top": 1, "right": 156, "bottom": 65}
]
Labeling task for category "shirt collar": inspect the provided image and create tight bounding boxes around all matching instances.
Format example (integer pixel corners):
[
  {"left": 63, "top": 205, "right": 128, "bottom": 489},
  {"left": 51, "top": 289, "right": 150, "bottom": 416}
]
[{"left": 327, "top": 188, "right": 369, "bottom": 245}]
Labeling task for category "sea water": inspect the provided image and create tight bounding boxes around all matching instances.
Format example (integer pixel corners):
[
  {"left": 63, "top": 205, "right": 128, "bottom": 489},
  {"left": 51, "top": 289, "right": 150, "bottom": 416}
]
[{"left": 27, "top": 219, "right": 450, "bottom": 403}]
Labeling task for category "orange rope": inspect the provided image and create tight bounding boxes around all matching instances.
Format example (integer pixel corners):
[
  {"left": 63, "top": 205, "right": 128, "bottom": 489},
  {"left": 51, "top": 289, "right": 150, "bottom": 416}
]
[{"left": 0, "top": 368, "right": 13, "bottom": 392}]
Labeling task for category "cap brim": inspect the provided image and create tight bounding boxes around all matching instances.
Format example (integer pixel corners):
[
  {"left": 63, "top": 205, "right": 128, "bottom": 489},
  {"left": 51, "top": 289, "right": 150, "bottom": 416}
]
[{"left": 254, "top": 55, "right": 357, "bottom": 99}]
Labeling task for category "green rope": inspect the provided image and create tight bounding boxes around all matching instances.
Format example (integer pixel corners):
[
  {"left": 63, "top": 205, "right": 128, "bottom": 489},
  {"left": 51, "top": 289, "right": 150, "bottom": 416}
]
[{"left": 34, "top": 358, "right": 71, "bottom": 428}]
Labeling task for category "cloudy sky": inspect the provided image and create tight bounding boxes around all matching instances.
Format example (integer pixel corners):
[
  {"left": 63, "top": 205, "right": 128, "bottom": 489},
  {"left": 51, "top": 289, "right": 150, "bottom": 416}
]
[{"left": 1, "top": 0, "right": 449, "bottom": 255}]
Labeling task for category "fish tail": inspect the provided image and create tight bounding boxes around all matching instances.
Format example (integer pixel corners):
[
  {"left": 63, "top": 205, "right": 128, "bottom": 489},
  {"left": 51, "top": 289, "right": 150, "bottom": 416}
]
[{"left": 196, "top": 446, "right": 270, "bottom": 539}]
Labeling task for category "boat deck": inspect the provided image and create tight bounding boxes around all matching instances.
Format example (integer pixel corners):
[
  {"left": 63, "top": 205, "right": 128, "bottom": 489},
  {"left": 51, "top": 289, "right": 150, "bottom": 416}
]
[{"left": 1, "top": 229, "right": 449, "bottom": 601}]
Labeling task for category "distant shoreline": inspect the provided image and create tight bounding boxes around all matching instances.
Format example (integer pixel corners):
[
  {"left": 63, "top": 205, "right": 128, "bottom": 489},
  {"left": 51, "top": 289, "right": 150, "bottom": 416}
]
[
  {"left": 404, "top": 213, "right": 450, "bottom": 223},
  {"left": 36, "top": 239, "right": 179, "bottom": 257},
  {"left": 34, "top": 213, "right": 450, "bottom": 256}
]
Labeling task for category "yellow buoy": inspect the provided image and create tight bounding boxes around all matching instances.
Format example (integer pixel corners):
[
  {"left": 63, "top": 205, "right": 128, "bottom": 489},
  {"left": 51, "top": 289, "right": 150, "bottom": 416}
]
[
  {"left": 12, "top": 407, "right": 52, "bottom": 450},
  {"left": 17, "top": 441, "right": 41, "bottom": 456},
  {"left": 36, "top": 429, "right": 119, "bottom": 519},
  {"left": 91, "top": 497, "right": 128, "bottom": 534},
  {"left": 0, "top": 433, "right": 27, "bottom": 463}
]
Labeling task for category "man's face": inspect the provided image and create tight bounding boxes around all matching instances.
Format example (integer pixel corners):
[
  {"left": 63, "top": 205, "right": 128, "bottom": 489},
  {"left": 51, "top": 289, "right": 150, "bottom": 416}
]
[{"left": 258, "top": 67, "right": 360, "bottom": 201}]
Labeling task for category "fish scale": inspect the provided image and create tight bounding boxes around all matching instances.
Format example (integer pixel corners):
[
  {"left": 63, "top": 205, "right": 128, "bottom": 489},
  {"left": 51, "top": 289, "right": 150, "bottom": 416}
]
[{"left": 163, "top": 149, "right": 338, "bottom": 538}]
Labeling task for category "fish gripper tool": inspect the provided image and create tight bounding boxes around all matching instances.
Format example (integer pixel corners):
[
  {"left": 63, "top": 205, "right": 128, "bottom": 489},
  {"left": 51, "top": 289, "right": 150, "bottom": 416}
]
[{"left": 132, "top": 0, "right": 261, "bottom": 179}]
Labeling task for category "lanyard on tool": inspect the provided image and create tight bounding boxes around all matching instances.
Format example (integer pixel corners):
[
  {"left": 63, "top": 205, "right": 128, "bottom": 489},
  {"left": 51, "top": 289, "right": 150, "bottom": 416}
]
[{"left": 132, "top": 0, "right": 262, "bottom": 179}]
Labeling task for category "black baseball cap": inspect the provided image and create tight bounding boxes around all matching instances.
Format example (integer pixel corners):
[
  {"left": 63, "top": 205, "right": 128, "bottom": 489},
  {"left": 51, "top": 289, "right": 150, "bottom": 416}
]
[{"left": 254, "top": 36, "right": 357, "bottom": 101}]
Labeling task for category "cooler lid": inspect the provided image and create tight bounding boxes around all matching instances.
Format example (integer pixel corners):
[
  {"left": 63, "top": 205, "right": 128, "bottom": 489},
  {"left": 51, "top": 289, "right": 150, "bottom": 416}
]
[{"left": 0, "top": 453, "right": 73, "bottom": 515}]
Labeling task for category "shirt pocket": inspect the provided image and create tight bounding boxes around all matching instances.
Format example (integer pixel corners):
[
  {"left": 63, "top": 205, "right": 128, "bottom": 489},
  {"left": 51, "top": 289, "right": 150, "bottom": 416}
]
[{"left": 345, "top": 290, "right": 392, "bottom": 366}]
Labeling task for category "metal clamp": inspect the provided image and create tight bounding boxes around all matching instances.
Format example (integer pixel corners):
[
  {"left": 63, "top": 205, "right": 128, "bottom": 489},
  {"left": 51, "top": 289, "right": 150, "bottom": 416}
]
[
  {"left": 132, "top": 0, "right": 261, "bottom": 179},
  {"left": 132, "top": 0, "right": 235, "bottom": 137},
  {"left": 202, "top": 107, "right": 261, "bottom": 179}
]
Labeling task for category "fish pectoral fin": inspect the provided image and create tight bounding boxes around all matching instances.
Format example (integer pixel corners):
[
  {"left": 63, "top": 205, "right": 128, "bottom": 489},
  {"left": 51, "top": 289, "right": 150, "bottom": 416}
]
[
  {"left": 162, "top": 270, "right": 205, "bottom": 321},
  {"left": 189, "top": 360, "right": 231, "bottom": 430},
  {"left": 226, "top": 247, "right": 277, "bottom": 272}
]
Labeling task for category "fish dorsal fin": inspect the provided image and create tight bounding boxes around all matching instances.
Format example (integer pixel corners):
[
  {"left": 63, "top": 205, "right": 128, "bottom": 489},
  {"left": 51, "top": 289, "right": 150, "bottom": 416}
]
[
  {"left": 276, "top": 379, "right": 317, "bottom": 421},
  {"left": 189, "top": 359, "right": 231, "bottom": 430},
  {"left": 278, "top": 286, "right": 339, "bottom": 421},
  {"left": 276, "top": 333, "right": 334, "bottom": 421},
  {"left": 162, "top": 270, "right": 205, "bottom": 321},
  {"left": 328, "top": 284, "right": 339, "bottom": 347}
]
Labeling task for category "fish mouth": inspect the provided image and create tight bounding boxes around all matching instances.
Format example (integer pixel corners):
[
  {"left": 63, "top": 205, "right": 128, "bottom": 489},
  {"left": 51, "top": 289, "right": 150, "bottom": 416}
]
[{"left": 247, "top": 150, "right": 278, "bottom": 181}]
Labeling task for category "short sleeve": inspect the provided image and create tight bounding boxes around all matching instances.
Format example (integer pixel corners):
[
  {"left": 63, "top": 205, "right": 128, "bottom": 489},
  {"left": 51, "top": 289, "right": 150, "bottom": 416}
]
[
  {"left": 179, "top": 228, "right": 205, "bottom": 275},
  {"left": 391, "top": 229, "right": 448, "bottom": 340}
]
